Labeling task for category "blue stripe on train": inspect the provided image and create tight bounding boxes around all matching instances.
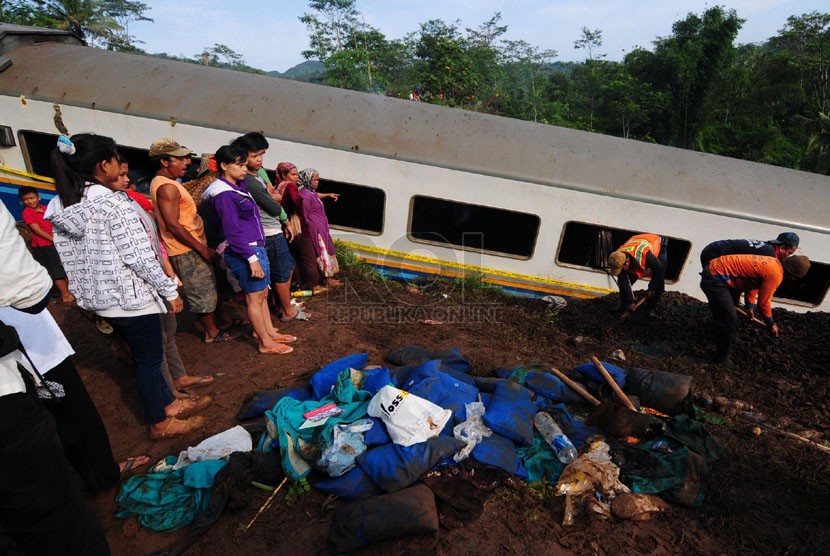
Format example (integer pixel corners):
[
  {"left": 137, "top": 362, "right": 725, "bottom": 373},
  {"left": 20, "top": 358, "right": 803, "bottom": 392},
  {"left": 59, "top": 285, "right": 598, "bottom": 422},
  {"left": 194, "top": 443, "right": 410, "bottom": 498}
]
[
  {"left": 365, "top": 262, "right": 545, "bottom": 299},
  {"left": 0, "top": 185, "right": 55, "bottom": 220}
]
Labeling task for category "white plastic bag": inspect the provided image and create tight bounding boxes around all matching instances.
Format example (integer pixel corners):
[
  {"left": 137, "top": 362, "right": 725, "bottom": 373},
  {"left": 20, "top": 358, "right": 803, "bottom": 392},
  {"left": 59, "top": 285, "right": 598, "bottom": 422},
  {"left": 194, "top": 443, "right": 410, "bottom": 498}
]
[
  {"left": 367, "top": 385, "right": 452, "bottom": 447},
  {"left": 452, "top": 401, "right": 492, "bottom": 462},
  {"left": 317, "top": 419, "right": 374, "bottom": 477}
]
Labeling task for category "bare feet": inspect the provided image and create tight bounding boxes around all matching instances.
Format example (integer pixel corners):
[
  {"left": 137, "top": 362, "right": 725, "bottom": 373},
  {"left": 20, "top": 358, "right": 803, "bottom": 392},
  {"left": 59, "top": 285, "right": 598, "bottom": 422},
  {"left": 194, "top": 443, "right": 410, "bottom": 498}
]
[{"left": 174, "top": 375, "right": 215, "bottom": 389}]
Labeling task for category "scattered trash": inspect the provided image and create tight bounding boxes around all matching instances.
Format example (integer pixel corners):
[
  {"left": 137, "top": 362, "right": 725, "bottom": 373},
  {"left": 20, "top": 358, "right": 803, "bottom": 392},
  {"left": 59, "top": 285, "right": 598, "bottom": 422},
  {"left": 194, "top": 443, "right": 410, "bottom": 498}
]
[
  {"left": 752, "top": 427, "right": 763, "bottom": 436},
  {"left": 453, "top": 401, "right": 492, "bottom": 462},
  {"left": 541, "top": 295, "right": 568, "bottom": 309},
  {"left": 534, "top": 412, "right": 578, "bottom": 464},
  {"left": 608, "top": 349, "right": 626, "bottom": 362},
  {"left": 611, "top": 493, "right": 670, "bottom": 521},
  {"left": 713, "top": 396, "right": 754, "bottom": 411},
  {"left": 317, "top": 419, "right": 373, "bottom": 477},
  {"left": 556, "top": 441, "right": 631, "bottom": 525},
  {"left": 367, "top": 385, "right": 452, "bottom": 447}
]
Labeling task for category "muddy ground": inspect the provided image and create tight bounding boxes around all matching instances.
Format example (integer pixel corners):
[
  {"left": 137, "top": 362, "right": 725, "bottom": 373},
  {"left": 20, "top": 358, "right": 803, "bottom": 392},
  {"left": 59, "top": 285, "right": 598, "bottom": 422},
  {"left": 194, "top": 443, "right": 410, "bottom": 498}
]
[{"left": 48, "top": 269, "right": 830, "bottom": 556}]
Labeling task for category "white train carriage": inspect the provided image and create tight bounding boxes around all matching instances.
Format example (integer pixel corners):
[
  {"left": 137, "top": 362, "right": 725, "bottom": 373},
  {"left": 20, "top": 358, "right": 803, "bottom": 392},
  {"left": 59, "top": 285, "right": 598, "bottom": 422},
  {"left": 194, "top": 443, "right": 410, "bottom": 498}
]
[{"left": 0, "top": 24, "right": 828, "bottom": 311}]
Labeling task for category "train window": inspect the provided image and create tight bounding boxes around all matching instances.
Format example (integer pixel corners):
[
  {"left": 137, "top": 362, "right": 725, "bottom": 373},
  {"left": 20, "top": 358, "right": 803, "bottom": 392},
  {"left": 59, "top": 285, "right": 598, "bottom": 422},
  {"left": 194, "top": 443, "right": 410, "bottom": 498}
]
[
  {"left": 19, "top": 131, "right": 153, "bottom": 187},
  {"left": 557, "top": 221, "right": 691, "bottom": 282},
  {"left": 408, "top": 195, "right": 540, "bottom": 259},
  {"left": 18, "top": 130, "right": 56, "bottom": 176},
  {"left": 317, "top": 179, "right": 385, "bottom": 235},
  {"left": 775, "top": 260, "right": 830, "bottom": 307}
]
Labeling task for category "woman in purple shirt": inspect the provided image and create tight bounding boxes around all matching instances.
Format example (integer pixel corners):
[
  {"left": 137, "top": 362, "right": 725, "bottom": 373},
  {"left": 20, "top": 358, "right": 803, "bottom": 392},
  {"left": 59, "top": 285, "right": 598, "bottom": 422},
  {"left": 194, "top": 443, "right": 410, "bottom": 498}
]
[{"left": 202, "top": 145, "right": 295, "bottom": 355}]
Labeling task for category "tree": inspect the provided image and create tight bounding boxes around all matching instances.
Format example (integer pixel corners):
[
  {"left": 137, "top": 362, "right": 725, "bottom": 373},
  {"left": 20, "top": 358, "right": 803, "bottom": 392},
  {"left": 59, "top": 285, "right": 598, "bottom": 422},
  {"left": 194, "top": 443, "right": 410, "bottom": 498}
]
[
  {"left": 646, "top": 7, "right": 744, "bottom": 149},
  {"left": 299, "top": 0, "right": 360, "bottom": 60},
  {"left": 102, "top": 0, "right": 152, "bottom": 52},
  {"left": 196, "top": 44, "right": 262, "bottom": 74},
  {"left": 37, "top": 0, "right": 123, "bottom": 46},
  {"left": 573, "top": 27, "right": 607, "bottom": 130},
  {"left": 500, "top": 40, "right": 557, "bottom": 121}
]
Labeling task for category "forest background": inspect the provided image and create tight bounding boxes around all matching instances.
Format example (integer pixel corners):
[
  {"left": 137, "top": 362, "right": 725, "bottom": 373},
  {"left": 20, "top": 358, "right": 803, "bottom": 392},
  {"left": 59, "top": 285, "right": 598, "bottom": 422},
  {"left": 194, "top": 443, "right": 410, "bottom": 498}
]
[{"left": 1, "top": 0, "right": 828, "bottom": 174}]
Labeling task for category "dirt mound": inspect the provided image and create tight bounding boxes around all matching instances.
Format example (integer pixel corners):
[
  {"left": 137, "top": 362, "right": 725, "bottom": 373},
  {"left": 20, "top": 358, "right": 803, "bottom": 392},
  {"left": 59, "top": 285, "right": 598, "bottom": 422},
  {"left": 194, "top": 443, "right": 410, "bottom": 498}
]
[{"left": 49, "top": 272, "right": 830, "bottom": 555}]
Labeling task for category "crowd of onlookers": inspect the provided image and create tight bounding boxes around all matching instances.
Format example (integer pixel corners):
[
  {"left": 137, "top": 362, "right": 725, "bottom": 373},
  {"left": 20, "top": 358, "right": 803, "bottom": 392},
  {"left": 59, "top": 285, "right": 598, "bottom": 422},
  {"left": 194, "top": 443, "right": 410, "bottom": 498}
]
[{"left": 0, "top": 131, "right": 342, "bottom": 555}]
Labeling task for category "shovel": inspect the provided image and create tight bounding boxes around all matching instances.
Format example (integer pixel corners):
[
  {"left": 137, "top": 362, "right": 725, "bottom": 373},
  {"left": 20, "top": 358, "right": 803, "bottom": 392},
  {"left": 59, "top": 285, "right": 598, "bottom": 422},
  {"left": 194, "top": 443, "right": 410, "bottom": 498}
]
[
  {"left": 735, "top": 307, "right": 767, "bottom": 328},
  {"left": 619, "top": 296, "right": 648, "bottom": 321},
  {"left": 585, "top": 356, "right": 652, "bottom": 437}
]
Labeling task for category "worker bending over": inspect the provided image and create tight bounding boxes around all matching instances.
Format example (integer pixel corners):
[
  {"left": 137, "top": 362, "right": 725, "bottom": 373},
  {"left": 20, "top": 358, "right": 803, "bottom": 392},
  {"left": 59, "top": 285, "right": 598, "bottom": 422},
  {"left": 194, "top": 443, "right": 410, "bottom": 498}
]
[
  {"left": 700, "top": 254, "right": 810, "bottom": 362},
  {"left": 699, "top": 231, "right": 799, "bottom": 267},
  {"left": 607, "top": 233, "right": 666, "bottom": 317}
]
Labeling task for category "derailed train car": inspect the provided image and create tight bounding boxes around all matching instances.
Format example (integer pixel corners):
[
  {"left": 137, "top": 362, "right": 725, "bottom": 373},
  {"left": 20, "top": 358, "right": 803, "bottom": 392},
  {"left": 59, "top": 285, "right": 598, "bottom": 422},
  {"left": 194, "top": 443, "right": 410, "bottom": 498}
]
[{"left": 0, "top": 23, "right": 828, "bottom": 311}]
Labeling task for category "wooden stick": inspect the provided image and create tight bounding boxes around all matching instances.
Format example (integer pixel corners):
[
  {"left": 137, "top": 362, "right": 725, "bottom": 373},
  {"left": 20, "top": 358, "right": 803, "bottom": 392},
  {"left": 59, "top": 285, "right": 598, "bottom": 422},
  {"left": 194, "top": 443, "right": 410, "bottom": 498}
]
[
  {"left": 734, "top": 414, "right": 830, "bottom": 455},
  {"left": 735, "top": 307, "right": 767, "bottom": 327},
  {"left": 619, "top": 296, "right": 648, "bottom": 321},
  {"left": 549, "top": 367, "right": 600, "bottom": 407},
  {"left": 242, "top": 476, "right": 288, "bottom": 533},
  {"left": 591, "top": 356, "right": 637, "bottom": 411}
]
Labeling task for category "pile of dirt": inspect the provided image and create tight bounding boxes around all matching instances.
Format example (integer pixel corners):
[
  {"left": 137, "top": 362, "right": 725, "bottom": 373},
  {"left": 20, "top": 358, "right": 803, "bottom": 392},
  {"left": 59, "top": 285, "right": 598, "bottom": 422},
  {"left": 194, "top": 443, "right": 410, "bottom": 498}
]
[{"left": 51, "top": 271, "right": 830, "bottom": 555}]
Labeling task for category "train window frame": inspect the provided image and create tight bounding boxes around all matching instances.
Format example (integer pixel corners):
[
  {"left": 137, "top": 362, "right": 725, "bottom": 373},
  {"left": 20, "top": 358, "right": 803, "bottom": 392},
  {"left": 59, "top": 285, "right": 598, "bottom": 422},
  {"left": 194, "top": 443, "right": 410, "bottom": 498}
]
[
  {"left": 406, "top": 195, "right": 540, "bottom": 260},
  {"left": 555, "top": 221, "right": 691, "bottom": 284},
  {"left": 773, "top": 258, "right": 830, "bottom": 308},
  {"left": 314, "top": 178, "right": 385, "bottom": 236},
  {"left": 17, "top": 130, "right": 53, "bottom": 177}
]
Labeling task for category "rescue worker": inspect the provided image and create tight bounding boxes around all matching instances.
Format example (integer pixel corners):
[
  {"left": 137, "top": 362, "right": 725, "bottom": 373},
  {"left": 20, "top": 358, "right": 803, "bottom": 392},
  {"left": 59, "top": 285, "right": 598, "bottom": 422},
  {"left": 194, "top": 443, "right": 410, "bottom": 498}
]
[
  {"left": 700, "top": 254, "right": 810, "bottom": 362},
  {"left": 699, "top": 232, "right": 799, "bottom": 267},
  {"left": 607, "top": 233, "right": 666, "bottom": 317}
]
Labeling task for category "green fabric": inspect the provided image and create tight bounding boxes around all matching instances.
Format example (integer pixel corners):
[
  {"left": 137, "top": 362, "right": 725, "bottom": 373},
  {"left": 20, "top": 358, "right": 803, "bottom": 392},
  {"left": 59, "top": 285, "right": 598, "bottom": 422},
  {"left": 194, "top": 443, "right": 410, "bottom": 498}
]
[
  {"left": 506, "top": 363, "right": 550, "bottom": 386},
  {"left": 265, "top": 369, "right": 373, "bottom": 480},
  {"left": 115, "top": 456, "right": 227, "bottom": 532},
  {"left": 664, "top": 414, "right": 723, "bottom": 463},
  {"left": 517, "top": 433, "right": 566, "bottom": 484}
]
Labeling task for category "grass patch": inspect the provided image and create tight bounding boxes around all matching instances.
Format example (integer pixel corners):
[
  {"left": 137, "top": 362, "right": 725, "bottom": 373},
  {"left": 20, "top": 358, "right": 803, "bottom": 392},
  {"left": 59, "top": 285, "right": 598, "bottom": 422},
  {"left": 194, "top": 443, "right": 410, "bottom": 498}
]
[{"left": 335, "top": 240, "right": 388, "bottom": 284}]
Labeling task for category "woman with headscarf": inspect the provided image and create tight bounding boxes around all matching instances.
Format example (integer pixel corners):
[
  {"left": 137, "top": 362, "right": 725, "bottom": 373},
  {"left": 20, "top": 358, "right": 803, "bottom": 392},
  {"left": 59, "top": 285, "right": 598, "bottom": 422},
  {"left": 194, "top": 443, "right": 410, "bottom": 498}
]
[
  {"left": 298, "top": 168, "right": 342, "bottom": 288},
  {"left": 276, "top": 162, "right": 327, "bottom": 295}
]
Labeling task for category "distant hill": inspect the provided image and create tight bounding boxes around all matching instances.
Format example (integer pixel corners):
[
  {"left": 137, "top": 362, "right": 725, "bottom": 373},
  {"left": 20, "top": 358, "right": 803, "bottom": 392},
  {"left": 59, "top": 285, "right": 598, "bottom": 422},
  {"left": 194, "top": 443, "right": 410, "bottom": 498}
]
[{"left": 267, "top": 60, "right": 325, "bottom": 82}]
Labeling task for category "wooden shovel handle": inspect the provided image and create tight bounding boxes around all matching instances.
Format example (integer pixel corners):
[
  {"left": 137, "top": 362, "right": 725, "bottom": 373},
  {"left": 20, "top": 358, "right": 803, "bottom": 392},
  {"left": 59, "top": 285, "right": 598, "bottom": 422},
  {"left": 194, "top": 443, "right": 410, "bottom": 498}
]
[
  {"left": 591, "top": 356, "right": 637, "bottom": 411},
  {"left": 550, "top": 367, "right": 601, "bottom": 407},
  {"left": 619, "top": 296, "right": 648, "bottom": 321},
  {"left": 735, "top": 307, "right": 767, "bottom": 328}
]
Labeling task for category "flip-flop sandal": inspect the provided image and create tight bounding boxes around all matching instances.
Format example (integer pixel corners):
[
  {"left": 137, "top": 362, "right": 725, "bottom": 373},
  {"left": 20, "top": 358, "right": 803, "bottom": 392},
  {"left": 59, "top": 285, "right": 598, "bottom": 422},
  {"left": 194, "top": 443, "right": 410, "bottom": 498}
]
[
  {"left": 119, "top": 454, "right": 151, "bottom": 476},
  {"left": 258, "top": 344, "right": 294, "bottom": 355},
  {"left": 273, "top": 334, "right": 298, "bottom": 343},
  {"left": 169, "top": 395, "right": 213, "bottom": 418},
  {"left": 150, "top": 416, "right": 205, "bottom": 440},
  {"left": 175, "top": 375, "right": 215, "bottom": 389},
  {"left": 204, "top": 329, "right": 240, "bottom": 343},
  {"left": 280, "top": 309, "right": 310, "bottom": 322}
]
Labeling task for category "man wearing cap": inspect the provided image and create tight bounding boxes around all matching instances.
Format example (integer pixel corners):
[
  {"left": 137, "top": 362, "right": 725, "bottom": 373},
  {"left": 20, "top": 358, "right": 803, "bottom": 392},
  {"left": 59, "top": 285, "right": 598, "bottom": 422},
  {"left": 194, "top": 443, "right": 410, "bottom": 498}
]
[
  {"left": 700, "top": 253, "right": 810, "bottom": 362},
  {"left": 699, "top": 232, "right": 800, "bottom": 268},
  {"left": 149, "top": 139, "right": 235, "bottom": 343},
  {"left": 607, "top": 232, "right": 667, "bottom": 317}
]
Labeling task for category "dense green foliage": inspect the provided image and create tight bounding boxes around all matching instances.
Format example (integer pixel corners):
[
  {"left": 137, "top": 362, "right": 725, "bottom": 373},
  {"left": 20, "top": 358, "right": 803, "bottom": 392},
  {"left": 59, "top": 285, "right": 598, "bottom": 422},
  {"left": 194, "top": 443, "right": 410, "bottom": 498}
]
[
  {"left": 294, "top": 4, "right": 830, "bottom": 174},
  {"left": 2, "top": 1, "right": 828, "bottom": 174}
]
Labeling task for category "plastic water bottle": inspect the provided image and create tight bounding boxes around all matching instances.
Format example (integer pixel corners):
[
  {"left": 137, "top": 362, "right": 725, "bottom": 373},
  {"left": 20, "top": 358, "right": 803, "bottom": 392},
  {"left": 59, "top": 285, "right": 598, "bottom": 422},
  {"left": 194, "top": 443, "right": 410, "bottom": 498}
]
[
  {"left": 291, "top": 290, "right": 313, "bottom": 298},
  {"left": 533, "top": 412, "right": 578, "bottom": 464}
]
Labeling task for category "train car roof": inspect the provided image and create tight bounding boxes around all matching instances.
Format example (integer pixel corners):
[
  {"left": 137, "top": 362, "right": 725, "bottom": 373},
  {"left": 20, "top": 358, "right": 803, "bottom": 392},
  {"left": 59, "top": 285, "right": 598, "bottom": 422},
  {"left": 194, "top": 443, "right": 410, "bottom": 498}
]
[{"left": 0, "top": 25, "right": 827, "bottom": 232}]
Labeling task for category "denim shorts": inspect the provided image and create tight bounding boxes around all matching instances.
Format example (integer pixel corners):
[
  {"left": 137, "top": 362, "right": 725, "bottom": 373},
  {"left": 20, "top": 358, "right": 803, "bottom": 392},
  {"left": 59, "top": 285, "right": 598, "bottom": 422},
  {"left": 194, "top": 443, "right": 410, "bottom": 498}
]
[
  {"left": 223, "top": 246, "right": 270, "bottom": 293},
  {"left": 264, "top": 234, "right": 295, "bottom": 283}
]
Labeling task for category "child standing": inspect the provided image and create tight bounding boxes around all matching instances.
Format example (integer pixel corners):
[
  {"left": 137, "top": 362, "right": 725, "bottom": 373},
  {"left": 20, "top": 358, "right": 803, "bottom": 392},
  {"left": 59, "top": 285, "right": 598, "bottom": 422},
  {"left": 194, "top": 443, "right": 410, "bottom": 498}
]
[
  {"left": 202, "top": 144, "right": 296, "bottom": 355},
  {"left": 19, "top": 186, "right": 75, "bottom": 303}
]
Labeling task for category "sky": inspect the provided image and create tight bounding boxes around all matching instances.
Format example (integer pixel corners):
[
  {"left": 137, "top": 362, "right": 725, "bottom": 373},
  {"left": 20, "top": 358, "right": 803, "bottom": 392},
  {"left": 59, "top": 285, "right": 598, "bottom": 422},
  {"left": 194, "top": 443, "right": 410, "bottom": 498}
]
[{"left": 129, "top": 1, "right": 825, "bottom": 73}]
